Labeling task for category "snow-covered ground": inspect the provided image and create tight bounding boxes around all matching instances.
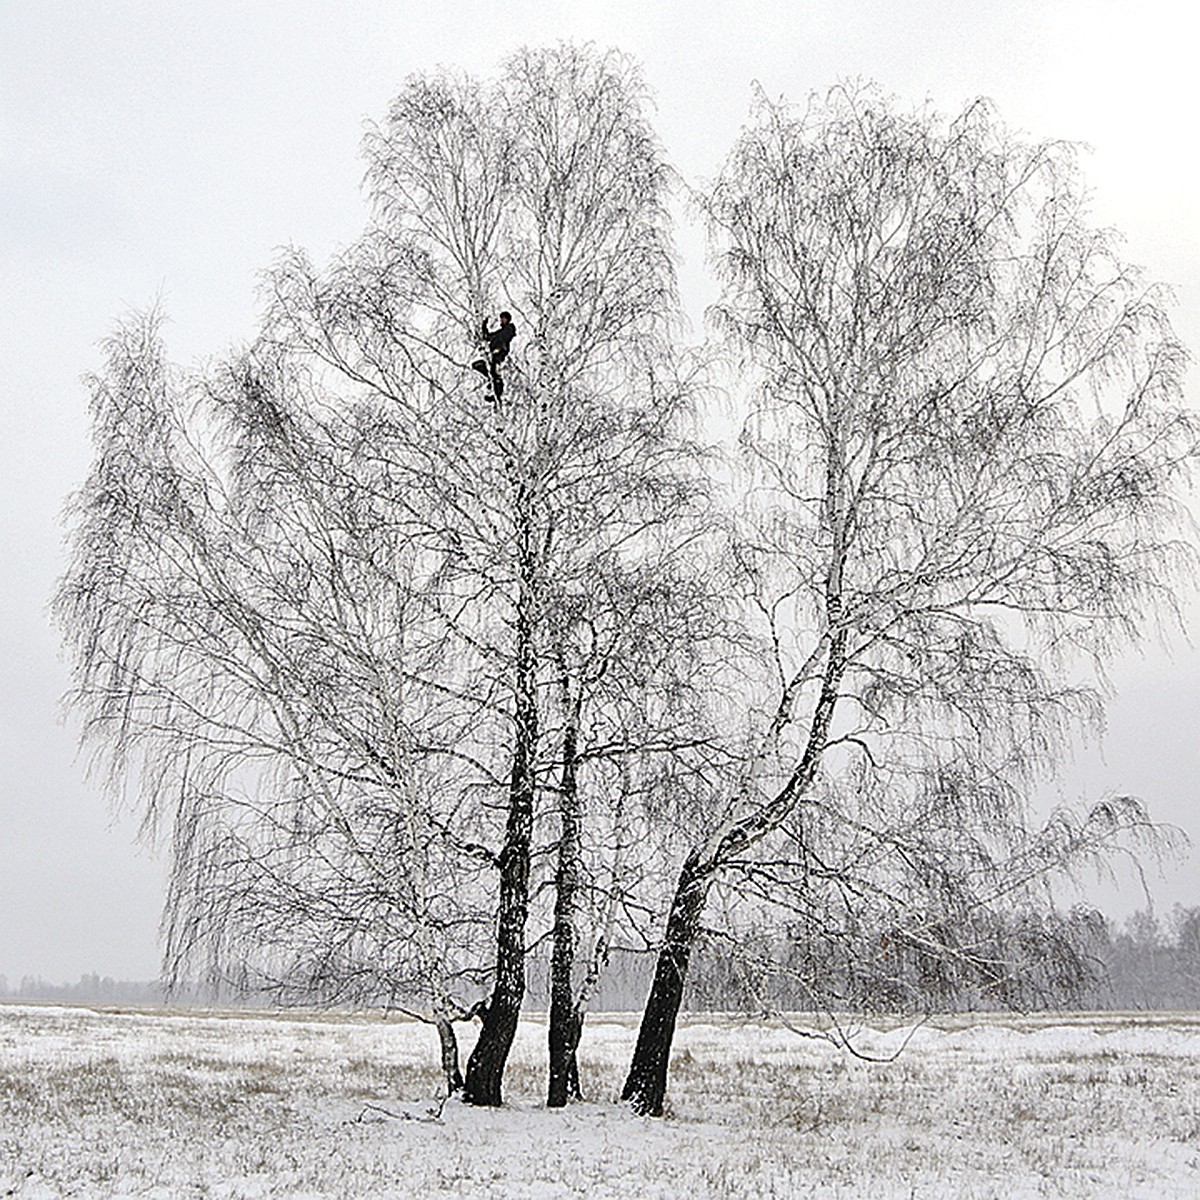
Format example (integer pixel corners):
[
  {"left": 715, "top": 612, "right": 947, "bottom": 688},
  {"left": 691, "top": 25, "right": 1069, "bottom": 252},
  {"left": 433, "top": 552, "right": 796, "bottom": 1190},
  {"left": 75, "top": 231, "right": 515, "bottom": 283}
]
[{"left": 2, "top": 1004, "right": 1198, "bottom": 1198}]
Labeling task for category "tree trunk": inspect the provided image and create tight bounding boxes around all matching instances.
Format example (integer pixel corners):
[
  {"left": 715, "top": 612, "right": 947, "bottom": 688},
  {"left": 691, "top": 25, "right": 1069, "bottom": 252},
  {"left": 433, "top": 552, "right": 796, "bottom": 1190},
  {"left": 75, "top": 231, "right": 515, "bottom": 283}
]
[
  {"left": 565, "top": 1013, "right": 582, "bottom": 1099},
  {"left": 621, "top": 851, "right": 712, "bottom": 1116},
  {"left": 461, "top": 677, "right": 535, "bottom": 1105},
  {"left": 548, "top": 1004, "right": 584, "bottom": 1106},
  {"left": 622, "top": 636, "right": 848, "bottom": 1116},
  {"left": 548, "top": 683, "right": 583, "bottom": 1107},
  {"left": 463, "top": 503, "right": 538, "bottom": 1106},
  {"left": 435, "top": 1015, "right": 463, "bottom": 1095}
]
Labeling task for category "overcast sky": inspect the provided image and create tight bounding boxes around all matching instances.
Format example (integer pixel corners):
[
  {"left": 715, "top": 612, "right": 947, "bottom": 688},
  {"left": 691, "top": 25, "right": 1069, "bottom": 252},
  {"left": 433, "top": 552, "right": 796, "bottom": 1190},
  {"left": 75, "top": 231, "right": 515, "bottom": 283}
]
[{"left": 2, "top": 0, "right": 1198, "bottom": 983}]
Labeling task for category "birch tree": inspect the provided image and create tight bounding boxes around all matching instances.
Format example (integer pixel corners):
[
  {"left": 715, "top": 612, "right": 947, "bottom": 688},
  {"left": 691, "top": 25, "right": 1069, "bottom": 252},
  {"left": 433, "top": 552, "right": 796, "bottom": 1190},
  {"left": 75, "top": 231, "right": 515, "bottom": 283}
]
[
  {"left": 57, "top": 307, "right": 508, "bottom": 1093},
  {"left": 362, "top": 44, "right": 702, "bottom": 1105},
  {"left": 58, "top": 44, "right": 701, "bottom": 1106},
  {"left": 622, "top": 84, "right": 1197, "bottom": 1115}
]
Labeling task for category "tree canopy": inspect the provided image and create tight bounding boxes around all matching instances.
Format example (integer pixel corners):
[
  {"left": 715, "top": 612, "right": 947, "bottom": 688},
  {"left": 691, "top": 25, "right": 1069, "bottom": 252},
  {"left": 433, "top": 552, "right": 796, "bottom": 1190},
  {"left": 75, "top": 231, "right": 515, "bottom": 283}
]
[{"left": 58, "top": 60, "right": 1196, "bottom": 1117}]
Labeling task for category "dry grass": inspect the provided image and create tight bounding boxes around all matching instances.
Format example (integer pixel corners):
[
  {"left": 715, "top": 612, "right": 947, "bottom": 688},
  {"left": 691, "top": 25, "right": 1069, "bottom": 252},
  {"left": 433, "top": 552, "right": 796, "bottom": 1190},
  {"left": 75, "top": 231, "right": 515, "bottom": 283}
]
[{"left": 1, "top": 1005, "right": 1199, "bottom": 1198}]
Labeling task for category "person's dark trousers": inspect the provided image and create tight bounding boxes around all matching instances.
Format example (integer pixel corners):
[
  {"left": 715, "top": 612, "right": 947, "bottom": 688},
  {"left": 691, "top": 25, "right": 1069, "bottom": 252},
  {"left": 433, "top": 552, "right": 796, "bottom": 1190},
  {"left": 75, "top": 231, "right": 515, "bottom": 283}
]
[{"left": 472, "top": 358, "right": 503, "bottom": 400}]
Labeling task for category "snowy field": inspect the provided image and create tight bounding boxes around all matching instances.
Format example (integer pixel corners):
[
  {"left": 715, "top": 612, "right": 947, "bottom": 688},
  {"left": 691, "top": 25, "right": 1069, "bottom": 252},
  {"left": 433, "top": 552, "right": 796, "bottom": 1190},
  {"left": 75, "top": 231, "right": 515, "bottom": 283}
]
[{"left": 2, "top": 1004, "right": 1199, "bottom": 1198}]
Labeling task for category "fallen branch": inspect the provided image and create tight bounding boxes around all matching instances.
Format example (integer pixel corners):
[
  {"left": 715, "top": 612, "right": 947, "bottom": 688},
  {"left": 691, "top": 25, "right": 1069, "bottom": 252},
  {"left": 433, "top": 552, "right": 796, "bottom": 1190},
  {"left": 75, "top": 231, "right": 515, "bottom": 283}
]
[{"left": 352, "top": 1096, "right": 449, "bottom": 1125}]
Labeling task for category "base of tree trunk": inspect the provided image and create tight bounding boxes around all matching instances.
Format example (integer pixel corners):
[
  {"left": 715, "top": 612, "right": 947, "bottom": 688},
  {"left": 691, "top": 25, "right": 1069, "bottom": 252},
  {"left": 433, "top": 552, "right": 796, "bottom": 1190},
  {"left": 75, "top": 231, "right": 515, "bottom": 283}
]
[
  {"left": 547, "top": 1007, "right": 584, "bottom": 1108},
  {"left": 462, "top": 1006, "right": 515, "bottom": 1105},
  {"left": 621, "top": 854, "right": 710, "bottom": 1116},
  {"left": 436, "top": 1017, "right": 463, "bottom": 1096}
]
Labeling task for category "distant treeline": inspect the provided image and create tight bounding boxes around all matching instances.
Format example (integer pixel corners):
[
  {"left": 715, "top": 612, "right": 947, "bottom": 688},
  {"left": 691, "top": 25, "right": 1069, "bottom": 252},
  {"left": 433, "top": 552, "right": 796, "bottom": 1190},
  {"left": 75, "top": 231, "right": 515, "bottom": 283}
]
[
  {"left": 5, "top": 906, "right": 1200, "bottom": 1011},
  {"left": 1090, "top": 906, "right": 1200, "bottom": 1010},
  {"left": 0, "top": 974, "right": 212, "bottom": 1005},
  {"left": 680, "top": 904, "right": 1200, "bottom": 1015}
]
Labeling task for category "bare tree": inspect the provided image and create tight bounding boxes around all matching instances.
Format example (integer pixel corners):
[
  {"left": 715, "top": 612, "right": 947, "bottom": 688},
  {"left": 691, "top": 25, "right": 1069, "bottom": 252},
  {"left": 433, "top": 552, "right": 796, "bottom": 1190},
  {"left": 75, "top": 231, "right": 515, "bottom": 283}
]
[
  {"left": 57, "top": 309, "right": 506, "bottom": 1093},
  {"left": 362, "top": 44, "right": 703, "bottom": 1105},
  {"left": 539, "top": 556, "right": 726, "bottom": 1105},
  {"left": 495, "top": 49, "right": 725, "bottom": 1106},
  {"left": 58, "top": 44, "right": 701, "bottom": 1107},
  {"left": 622, "top": 84, "right": 1197, "bottom": 1115}
]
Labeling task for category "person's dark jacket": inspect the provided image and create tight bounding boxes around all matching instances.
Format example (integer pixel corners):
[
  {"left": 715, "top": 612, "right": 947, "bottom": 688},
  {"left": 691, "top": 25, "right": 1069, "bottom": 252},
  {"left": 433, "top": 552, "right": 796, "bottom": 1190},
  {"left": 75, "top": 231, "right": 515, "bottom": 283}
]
[{"left": 483, "top": 319, "right": 516, "bottom": 364}]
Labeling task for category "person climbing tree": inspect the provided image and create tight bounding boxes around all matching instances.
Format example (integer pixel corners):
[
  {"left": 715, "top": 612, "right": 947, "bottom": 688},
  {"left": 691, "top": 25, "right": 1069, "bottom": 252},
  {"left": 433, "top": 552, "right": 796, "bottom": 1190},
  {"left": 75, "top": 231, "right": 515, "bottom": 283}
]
[{"left": 472, "top": 311, "right": 516, "bottom": 400}]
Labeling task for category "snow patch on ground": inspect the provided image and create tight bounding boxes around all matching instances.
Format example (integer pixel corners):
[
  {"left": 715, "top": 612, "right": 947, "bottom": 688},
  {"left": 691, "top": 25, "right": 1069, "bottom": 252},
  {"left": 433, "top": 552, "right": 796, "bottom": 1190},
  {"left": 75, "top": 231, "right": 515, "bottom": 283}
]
[{"left": 2, "top": 1004, "right": 1199, "bottom": 1197}]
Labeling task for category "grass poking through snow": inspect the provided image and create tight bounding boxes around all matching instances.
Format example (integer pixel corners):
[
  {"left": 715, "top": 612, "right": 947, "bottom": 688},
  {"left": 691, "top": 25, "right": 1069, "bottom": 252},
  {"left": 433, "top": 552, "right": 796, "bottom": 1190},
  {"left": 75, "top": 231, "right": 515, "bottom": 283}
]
[{"left": 1, "top": 1005, "right": 1198, "bottom": 1197}]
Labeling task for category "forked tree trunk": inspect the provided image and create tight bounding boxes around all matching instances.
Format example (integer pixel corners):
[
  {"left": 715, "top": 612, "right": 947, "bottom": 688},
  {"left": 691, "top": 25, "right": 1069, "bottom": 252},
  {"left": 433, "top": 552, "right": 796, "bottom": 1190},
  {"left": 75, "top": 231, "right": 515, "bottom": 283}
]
[
  {"left": 548, "top": 696, "right": 583, "bottom": 1107},
  {"left": 621, "top": 851, "right": 712, "bottom": 1116},
  {"left": 463, "top": 509, "right": 538, "bottom": 1106}
]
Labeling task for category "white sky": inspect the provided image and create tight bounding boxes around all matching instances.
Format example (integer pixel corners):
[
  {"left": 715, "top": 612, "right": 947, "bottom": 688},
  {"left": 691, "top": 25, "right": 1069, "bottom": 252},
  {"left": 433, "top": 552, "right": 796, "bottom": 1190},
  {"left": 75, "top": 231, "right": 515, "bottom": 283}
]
[{"left": 1, "top": 0, "right": 1198, "bottom": 982}]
